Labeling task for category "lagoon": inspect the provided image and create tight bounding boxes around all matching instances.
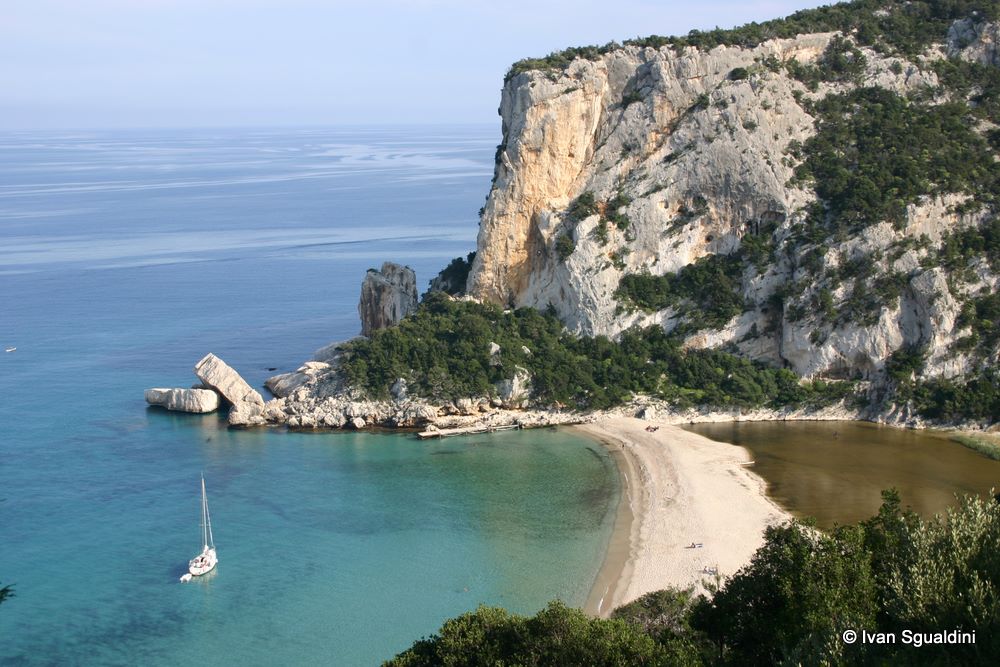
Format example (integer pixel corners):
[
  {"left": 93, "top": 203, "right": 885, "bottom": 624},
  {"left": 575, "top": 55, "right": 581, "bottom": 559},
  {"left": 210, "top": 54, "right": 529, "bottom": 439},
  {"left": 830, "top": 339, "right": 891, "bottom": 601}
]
[{"left": 684, "top": 421, "right": 1000, "bottom": 528}]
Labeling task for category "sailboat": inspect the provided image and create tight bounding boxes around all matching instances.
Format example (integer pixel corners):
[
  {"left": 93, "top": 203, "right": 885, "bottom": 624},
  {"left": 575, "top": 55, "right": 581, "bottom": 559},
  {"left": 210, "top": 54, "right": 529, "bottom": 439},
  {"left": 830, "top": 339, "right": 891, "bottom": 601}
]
[{"left": 180, "top": 474, "right": 217, "bottom": 582}]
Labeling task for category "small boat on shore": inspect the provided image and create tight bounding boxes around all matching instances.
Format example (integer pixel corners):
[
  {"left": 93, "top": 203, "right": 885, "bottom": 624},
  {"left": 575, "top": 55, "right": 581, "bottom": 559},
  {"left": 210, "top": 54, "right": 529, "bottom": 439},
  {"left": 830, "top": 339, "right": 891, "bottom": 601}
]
[{"left": 181, "top": 474, "right": 217, "bottom": 582}]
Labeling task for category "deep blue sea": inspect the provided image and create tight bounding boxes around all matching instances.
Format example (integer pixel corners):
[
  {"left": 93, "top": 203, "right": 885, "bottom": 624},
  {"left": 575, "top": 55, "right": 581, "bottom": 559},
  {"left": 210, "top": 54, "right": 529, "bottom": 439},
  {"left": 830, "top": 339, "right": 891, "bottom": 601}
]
[{"left": 0, "top": 127, "right": 621, "bottom": 665}]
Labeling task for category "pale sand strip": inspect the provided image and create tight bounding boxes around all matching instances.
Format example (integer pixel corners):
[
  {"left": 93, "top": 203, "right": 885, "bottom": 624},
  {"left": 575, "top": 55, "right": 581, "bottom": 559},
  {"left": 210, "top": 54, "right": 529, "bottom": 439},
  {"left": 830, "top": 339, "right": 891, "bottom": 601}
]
[{"left": 577, "top": 417, "right": 791, "bottom": 617}]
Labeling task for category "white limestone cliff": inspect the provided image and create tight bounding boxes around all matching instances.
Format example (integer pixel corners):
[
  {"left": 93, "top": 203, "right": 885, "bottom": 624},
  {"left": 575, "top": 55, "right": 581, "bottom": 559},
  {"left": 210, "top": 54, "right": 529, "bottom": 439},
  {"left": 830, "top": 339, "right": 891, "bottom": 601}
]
[{"left": 466, "top": 23, "right": 999, "bottom": 384}]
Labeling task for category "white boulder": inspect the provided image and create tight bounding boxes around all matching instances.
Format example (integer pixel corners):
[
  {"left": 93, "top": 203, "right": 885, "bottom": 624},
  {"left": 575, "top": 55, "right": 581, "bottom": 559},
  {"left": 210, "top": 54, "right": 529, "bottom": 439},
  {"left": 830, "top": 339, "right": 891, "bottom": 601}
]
[
  {"left": 145, "top": 388, "right": 220, "bottom": 413},
  {"left": 195, "top": 353, "right": 266, "bottom": 426}
]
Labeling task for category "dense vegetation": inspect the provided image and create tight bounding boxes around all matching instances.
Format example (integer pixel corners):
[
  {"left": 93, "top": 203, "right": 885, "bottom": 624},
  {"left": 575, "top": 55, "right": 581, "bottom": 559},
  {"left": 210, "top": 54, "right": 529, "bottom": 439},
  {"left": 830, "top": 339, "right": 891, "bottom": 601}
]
[
  {"left": 426, "top": 252, "right": 475, "bottom": 297},
  {"left": 385, "top": 602, "right": 663, "bottom": 666},
  {"left": 903, "top": 370, "right": 1000, "bottom": 423},
  {"left": 786, "top": 34, "right": 867, "bottom": 89},
  {"left": 937, "top": 216, "right": 1000, "bottom": 277},
  {"left": 505, "top": 1, "right": 1000, "bottom": 81},
  {"left": 388, "top": 491, "right": 1000, "bottom": 666},
  {"left": 616, "top": 254, "right": 745, "bottom": 331},
  {"left": 615, "top": 225, "right": 776, "bottom": 332},
  {"left": 341, "top": 295, "right": 852, "bottom": 410},
  {"left": 792, "top": 88, "right": 997, "bottom": 233}
]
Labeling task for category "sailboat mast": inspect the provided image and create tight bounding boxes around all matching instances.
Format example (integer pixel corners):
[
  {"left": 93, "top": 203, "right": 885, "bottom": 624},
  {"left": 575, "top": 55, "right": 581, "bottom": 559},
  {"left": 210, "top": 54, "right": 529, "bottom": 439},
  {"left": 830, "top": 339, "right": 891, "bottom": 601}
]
[
  {"left": 205, "top": 479, "right": 214, "bottom": 549},
  {"left": 200, "top": 475, "right": 209, "bottom": 549}
]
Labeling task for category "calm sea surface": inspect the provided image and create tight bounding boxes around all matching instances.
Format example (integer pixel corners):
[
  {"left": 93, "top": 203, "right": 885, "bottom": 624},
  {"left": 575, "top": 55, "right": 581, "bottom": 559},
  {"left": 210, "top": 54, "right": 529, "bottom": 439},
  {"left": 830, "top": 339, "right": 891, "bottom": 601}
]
[{"left": 0, "top": 127, "right": 621, "bottom": 665}]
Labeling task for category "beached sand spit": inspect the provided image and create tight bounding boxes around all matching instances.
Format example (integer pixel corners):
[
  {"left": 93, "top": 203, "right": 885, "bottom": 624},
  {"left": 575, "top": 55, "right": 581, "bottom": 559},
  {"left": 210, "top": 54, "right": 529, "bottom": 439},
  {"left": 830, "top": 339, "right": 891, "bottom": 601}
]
[{"left": 577, "top": 418, "right": 791, "bottom": 617}]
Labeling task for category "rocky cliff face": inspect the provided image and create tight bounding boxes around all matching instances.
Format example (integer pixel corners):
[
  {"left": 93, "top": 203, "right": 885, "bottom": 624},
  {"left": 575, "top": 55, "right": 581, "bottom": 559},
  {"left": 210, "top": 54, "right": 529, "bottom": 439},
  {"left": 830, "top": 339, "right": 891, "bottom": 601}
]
[
  {"left": 359, "top": 262, "right": 418, "bottom": 337},
  {"left": 467, "top": 17, "right": 1000, "bottom": 386}
]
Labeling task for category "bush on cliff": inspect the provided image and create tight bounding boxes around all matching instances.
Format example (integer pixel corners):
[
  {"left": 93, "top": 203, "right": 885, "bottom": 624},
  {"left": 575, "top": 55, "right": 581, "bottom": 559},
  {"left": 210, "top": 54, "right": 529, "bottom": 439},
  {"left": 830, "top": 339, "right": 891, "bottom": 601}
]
[
  {"left": 793, "top": 88, "right": 997, "bottom": 233},
  {"left": 426, "top": 252, "right": 476, "bottom": 297}
]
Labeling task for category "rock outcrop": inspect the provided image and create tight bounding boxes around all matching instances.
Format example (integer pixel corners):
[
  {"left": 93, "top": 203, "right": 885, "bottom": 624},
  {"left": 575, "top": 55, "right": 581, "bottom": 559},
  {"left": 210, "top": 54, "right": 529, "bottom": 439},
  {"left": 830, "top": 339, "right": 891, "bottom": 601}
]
[
  {"left": 144, "top": 388, "right": 220, "bottom": 413},
  {"left": 265, "top": 361, "right": 331, "bottom": 398},
  {"left": 195, "top": 353, "right": 266, "bottom": 426},
  {"left": 358, "top": 262, "right": 418, "bottom": 336},
  {"left": 948, "top": 18, "right": 1000, "bottom": 66},
  {"left": 495, "top": 367, "right": 532, "bottom": 409}
]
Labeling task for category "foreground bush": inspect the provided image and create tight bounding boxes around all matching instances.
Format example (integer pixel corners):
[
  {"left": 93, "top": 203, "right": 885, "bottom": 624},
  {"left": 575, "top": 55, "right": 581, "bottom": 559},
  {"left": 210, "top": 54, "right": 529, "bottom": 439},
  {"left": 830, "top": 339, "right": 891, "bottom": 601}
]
[{"left": 386, "top": 601, "right": 666, "bottom": 666}]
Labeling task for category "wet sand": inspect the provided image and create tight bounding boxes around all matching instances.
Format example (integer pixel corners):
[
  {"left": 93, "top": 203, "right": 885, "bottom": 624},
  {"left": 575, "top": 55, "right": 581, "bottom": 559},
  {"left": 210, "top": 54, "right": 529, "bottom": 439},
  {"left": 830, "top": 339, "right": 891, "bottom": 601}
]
[{"left": 577, "top": 417, "right": 790, "bottom": 616}]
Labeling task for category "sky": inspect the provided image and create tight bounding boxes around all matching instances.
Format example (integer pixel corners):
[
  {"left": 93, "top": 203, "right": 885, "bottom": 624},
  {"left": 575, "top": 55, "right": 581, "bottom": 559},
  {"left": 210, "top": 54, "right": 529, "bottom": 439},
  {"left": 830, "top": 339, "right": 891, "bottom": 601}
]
[{"left": 0, "top": 0, "right": 836, "bottom": 129}]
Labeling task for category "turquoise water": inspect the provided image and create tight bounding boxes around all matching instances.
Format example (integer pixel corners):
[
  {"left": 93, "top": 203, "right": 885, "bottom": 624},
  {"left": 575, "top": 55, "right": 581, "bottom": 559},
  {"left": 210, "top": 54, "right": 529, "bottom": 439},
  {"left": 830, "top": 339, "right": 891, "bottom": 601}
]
[{"left": 0, "top": 128, "right": 621, "bottom": 665}]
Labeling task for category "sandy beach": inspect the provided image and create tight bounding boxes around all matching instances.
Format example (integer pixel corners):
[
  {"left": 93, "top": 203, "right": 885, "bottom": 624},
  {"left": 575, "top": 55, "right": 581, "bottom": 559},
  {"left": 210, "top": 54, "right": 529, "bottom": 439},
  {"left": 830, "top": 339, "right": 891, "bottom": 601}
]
[{"left": 578, "top": 417, "right": 791, "bottom": 617}]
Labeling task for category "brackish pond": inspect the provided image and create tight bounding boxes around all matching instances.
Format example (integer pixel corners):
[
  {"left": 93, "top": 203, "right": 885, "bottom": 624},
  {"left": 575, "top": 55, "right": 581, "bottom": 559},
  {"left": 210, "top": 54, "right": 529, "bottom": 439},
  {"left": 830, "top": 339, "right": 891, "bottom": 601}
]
[{"left": 683, "top": 421, "right": 1000, "bottom": 528}]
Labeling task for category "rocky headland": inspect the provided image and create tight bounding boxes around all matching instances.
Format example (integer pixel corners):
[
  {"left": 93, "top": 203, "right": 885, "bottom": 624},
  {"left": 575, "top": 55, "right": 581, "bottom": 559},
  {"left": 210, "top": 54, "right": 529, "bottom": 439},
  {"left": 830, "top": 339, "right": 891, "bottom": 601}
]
[{"left": 148, "top": 3, "right": 999, "bottom": 435}]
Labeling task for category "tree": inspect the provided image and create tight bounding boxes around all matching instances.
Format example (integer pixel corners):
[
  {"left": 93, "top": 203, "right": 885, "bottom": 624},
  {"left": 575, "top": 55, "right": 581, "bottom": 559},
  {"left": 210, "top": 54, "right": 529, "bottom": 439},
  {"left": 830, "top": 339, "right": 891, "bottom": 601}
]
[
  {"left": 691, "top": 522, "right": 877, "bottom": 665},
  {"left": 612, "top": 588, "right": 709, "bottom": 665},
  {"left": 385, "top": 601, "right": 668, "bottom": 666}
]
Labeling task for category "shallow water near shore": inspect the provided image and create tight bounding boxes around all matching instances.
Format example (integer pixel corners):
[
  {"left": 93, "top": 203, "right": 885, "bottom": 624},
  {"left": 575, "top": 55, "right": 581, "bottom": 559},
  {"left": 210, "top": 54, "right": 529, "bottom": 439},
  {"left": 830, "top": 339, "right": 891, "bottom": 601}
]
[
  {"left": 0, "top": 127, "right": 620, "bottom": 665},
  {"left": 684, "top": 421, "right": 1000, "bottom": 528}
]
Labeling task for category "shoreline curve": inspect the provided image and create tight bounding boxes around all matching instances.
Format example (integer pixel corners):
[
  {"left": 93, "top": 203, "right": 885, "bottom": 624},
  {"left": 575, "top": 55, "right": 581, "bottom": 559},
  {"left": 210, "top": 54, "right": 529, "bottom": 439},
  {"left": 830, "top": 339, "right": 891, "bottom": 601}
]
[{"left": 576, "top": 417, "right": 791, "bottom": 617}]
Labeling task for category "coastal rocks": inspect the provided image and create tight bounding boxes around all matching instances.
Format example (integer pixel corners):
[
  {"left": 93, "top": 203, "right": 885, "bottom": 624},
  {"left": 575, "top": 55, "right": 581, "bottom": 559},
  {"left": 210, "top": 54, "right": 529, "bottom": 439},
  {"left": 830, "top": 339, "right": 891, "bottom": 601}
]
[
  {"left": 495, "top": 367, "right": 532, "bottom": 408},
  {"left": 265, "top": 361, "right": 331, "bottom": 398},
  {"left": 358, "top": 262, "right": 418, "bottom": 336},
  {"left": 390, "top": 378, "right": 408, "bottom": 400},
  {"left": 144, "top": 388, "right": 220, "bottom": 413},
  {"left": 195, "top": 353, "right": 266, "bottom": 426}
]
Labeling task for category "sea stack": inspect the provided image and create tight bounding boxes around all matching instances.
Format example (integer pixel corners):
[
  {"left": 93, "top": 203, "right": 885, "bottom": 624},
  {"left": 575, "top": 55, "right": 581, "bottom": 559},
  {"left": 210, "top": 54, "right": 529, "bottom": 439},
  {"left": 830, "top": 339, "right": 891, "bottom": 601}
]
[{"left": 358, "top": 262, "right": 418, "bottom": 336}]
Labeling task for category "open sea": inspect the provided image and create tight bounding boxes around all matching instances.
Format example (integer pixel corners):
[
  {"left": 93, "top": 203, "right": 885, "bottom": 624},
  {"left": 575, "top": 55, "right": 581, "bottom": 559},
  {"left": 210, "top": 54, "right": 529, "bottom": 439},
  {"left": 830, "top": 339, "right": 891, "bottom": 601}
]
[{"left": 0, "top": 127, "right": 621, "bottom": 665}]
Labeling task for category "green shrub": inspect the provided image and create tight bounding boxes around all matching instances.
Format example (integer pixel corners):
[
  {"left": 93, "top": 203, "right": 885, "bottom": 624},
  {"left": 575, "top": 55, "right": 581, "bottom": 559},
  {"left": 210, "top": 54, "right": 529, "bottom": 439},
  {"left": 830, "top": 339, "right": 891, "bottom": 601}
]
[
  {"left": 957, "top": 292, "right": 1000, "bottom": 354},
  {"left": 788, "top": 34, "right": 867, "bottom": 88},
  {"left": 616, "top": 254, "right": 745, "bottom": 330},
  {"left": 622, "top": 90, "right": 644, "bottom": 106},
  {"left": 904, "top": 369, "right": 1000, "bottom": 422},
  {"left": 567, "top": 191, "right": 598, "bottom": 221},
  {"left": 555, "top": 233, "right": 576, "bottom": 261},
  {"left": 616, "top": 221, "right": 778, "bottom": 332}
]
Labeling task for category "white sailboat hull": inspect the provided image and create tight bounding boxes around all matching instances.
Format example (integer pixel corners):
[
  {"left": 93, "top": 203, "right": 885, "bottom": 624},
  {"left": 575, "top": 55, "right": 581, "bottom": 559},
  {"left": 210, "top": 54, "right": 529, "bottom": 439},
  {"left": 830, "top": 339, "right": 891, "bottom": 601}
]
[{"left": 188, "top": 546, "right": 217, "bottom": 576}]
